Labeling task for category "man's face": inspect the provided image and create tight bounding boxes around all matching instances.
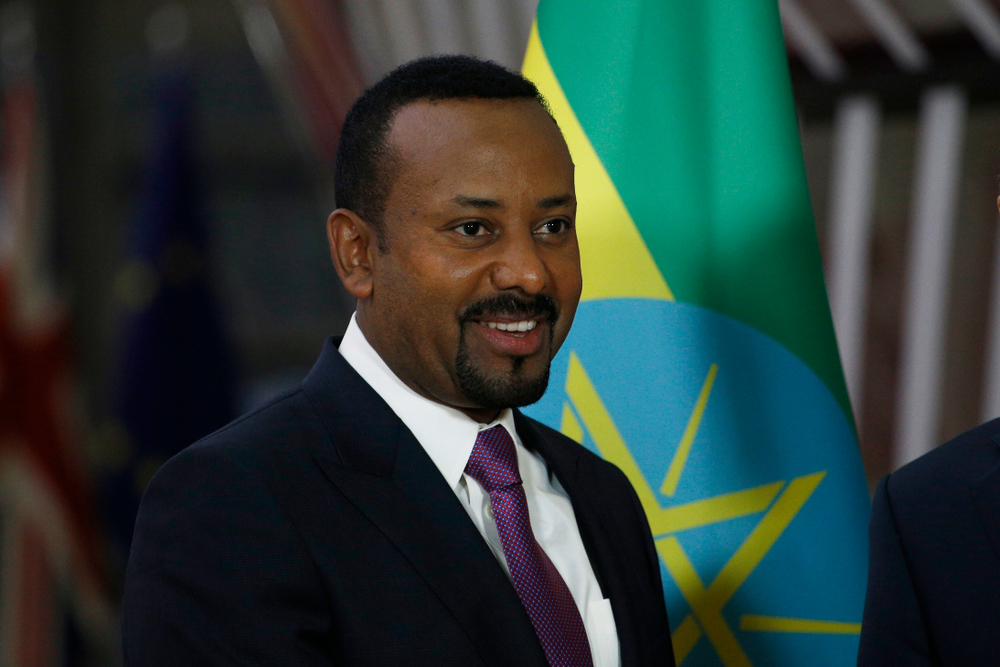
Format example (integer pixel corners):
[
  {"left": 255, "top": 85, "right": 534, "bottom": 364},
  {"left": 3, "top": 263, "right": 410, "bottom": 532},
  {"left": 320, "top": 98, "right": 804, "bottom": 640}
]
[{"left": 358, "top": 98, "right": 581, "bottom": 420}]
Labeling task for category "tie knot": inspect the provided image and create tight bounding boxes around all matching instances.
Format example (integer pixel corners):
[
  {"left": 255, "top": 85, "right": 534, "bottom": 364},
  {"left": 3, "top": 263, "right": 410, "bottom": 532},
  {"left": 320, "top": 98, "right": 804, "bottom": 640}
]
[{"left": 465, "top": 425, "right": 521, "bottom": 492}]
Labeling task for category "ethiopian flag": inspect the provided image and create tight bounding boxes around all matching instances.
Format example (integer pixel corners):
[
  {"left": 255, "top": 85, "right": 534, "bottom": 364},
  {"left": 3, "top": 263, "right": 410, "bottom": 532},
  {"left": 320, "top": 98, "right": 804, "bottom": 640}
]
[{"left": 521, "top": 2, "right": 871, "bottom": 666}]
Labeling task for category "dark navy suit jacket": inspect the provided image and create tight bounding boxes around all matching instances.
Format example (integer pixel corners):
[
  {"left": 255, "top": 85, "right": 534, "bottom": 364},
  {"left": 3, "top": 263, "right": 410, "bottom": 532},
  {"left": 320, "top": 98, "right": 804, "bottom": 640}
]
[
  {"left": 858, "top": 418, "right": 1000, "bottom": 666},
  {"left": 122, "top": 338, "right": 674, "bottom": 666}
]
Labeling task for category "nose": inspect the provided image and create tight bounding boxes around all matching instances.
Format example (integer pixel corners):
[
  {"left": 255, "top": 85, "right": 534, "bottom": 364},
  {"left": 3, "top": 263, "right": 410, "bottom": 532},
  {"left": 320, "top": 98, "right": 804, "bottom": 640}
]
[{"left": 490, "top": 229, "right": 547, "bottom": 295}]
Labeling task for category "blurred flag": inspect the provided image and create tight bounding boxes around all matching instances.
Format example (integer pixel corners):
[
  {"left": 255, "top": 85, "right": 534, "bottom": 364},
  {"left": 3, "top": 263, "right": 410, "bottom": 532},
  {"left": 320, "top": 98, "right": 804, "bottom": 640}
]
[
  {"left": 0, "top": 8, "right": 116, "bottom": 664},
  {"left": 234, "top": 0, "right": 364, "bottom": 160},
  {"left": 102, "top": 63, "right": 235, "bottom": 565},
  {"left": 521, "top": 2, "right": 870, "bottom": 666}
]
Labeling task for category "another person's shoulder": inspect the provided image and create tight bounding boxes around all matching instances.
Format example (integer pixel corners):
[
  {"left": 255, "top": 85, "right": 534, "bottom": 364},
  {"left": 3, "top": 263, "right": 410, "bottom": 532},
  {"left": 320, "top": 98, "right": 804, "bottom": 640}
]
[
  {"left": 873, "top": 417, "right": 1000, "bottom": 552},
  {"left": 860, "top": 418, "right": 1000, "bottom": 667},
  {"left": 884, "top": 417, "right": 1000, "bottom": 504}
]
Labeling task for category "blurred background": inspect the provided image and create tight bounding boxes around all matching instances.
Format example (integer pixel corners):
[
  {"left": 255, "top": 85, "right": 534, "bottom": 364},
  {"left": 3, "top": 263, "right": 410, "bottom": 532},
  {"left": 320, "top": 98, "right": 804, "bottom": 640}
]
[{"left": 0, "top": 0, "right": 999, "bottom": 662}]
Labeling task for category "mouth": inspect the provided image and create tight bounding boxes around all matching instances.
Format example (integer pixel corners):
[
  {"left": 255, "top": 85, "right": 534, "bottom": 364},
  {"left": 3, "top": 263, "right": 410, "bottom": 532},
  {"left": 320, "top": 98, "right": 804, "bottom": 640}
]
[
  {"left": 459, "top": 294, "right": 558, "bottom": 358},
  {"left": 471, "top": 317, "right": 546, "bottom": 356},
  {"left": 479, "top": 318, "right": 539, "bottom": 335}
]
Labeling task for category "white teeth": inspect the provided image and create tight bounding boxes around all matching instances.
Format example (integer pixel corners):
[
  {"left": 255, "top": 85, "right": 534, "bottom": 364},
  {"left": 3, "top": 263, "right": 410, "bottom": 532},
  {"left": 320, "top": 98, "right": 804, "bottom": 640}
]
[{"left": 483, "top": 320, "right": 537, "bottom": 332}]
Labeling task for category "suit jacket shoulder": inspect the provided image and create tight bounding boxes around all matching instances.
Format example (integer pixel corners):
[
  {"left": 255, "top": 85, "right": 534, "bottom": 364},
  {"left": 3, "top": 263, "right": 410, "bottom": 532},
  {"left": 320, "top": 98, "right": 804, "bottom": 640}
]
[
  {"left": 859, "top": 418, "right": 1000, "bottom": 666},
  {"left": 123, "top": 339, "right": 675, "bottom": 667},
  {"left": 521, "top": 414, "right": 622, "bottom": 475},
  {"left": 123, "top": 388, "right": 337, "bottom": 666},
  {"left": 886, "top": 417, "right": 1000, "bottom": 503}
]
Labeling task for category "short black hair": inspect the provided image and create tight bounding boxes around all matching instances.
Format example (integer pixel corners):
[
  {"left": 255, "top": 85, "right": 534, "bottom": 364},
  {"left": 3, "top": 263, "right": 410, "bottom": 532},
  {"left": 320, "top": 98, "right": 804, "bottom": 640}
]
[{"left": 334, "top": 55, "right": 548, "bottom": 248}]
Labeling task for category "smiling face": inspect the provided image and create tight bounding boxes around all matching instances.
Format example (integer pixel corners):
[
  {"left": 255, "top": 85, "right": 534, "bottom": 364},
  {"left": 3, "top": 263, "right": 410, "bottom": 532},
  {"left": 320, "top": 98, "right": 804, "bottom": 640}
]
[{"left": 328, "top": 97, "right": 581, "bottom": 422}]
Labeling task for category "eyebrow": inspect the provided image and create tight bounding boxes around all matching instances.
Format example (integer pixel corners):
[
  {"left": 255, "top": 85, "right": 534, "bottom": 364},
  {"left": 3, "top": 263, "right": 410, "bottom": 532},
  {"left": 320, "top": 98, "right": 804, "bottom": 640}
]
[
  {"left": 449, "top": 195, "right": 503, "bottom": 210},
  {"left": 536, "top": 194, "right": 573, "bottom": 209},
  {"left": 448, "top": 194, "right": 574, "bottom": 210}
]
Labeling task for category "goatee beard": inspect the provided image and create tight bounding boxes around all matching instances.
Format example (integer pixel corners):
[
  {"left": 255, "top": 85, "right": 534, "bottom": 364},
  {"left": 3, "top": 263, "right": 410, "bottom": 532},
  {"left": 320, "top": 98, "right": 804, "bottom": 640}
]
[{"left": 455, "top": 293, "right": 558, "bottom": 410}]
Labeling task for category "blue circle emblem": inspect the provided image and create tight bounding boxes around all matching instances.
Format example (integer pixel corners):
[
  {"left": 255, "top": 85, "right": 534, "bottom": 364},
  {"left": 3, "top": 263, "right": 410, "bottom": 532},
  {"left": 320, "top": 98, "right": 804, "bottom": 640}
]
[{"left": 525, "top": 299, "right": 870, "bottom": 666}]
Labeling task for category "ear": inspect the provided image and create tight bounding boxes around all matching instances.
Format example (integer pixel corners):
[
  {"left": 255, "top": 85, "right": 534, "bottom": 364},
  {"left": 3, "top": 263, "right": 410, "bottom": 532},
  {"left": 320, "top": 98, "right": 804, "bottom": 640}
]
[{"left": 327, "top": 208, "right": 376, "bottom": 300}]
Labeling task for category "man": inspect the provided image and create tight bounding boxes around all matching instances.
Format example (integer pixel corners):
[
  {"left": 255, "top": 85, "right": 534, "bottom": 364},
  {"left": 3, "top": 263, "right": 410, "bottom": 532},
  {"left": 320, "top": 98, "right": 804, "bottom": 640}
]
[
  {"left": 122, "top": 56, "right": 673, "bottom": 667},
  {"left": 859, "top": 192, "right": 1000, "bottom": 666}
]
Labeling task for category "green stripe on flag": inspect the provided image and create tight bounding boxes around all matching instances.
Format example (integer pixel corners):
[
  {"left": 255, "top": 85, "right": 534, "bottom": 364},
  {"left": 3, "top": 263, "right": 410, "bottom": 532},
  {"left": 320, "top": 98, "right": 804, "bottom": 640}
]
[{"left": 534, "top": 0, "right": 850, "bottom": 420}]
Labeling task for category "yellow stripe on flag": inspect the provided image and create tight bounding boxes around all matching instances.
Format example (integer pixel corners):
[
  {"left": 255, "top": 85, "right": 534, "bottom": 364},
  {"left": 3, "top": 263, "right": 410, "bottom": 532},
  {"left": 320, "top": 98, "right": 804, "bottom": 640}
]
[{"left": 522, "top": 22, "right": 673, "bottom": 303}]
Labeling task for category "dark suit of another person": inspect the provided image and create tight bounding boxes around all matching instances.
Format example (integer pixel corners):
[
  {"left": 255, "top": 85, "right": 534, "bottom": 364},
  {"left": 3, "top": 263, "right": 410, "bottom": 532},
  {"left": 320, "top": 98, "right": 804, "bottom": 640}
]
[
  {"left": 121, "top": 338, "right": 674, "bottom": 666},
  {"left": 858, "top": 418, "right": 1000, "bottom": 665}
]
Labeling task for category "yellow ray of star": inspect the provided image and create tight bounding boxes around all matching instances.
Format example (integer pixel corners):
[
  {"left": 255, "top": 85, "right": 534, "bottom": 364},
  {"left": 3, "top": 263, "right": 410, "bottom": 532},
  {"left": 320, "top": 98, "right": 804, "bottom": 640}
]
[
  {"left": 662, "top": 363, "right": 719, "bottom": 497},
  {"left": 563, "top": 351, "right": 659, "bottom": 510},
  {"left": 658, "top": 472, "right": 826, "bottom": 666},
  {"left": 564, "top": 352, "right": 781, "bottom": 535},
  {"left": 658, "top": 537, "right": 752, "bottom": 667},
  {"left": 739, "top": 615, "right": 861, "bottom": 634},
  {"left": 560, "top": 402, "right": 584, "bottom": 444},
  {"left": 651, "top": 483, "right": 783, "bottom": 536},
  {"left": 671, "top": 615, "right": 703, "bottom": 665},
  {"left": 706, "top": 472, "right": 825, "bottom": 608},
  {"left": 522, "top": 22, "right": 673, "bottom": 302}
]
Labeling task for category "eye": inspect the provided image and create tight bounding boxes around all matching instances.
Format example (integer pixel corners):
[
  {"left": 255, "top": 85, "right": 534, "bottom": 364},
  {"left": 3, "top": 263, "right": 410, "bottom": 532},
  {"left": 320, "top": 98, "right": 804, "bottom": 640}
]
[
  {"left": 456, "top": 221, "right": 489, "bottom": 237},
  {"left": 535, "top": 218, "right": 570, "bottom": 235}
]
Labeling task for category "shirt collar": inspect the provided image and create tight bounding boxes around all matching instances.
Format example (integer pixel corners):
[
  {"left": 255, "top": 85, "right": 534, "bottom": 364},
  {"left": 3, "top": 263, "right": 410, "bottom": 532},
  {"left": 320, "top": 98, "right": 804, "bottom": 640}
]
[{"left": 338, "top": 313, "right": 517, "bottom": 490}]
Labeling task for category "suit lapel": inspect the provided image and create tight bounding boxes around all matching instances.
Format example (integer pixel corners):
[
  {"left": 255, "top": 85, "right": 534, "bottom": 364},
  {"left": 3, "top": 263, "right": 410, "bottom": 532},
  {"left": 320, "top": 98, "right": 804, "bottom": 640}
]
[
  {"left": 515, "top": 412, "right": 643, "bottom": 667},
  {"left": 303, "top": 340, "right": 548, "bottom": 667}
]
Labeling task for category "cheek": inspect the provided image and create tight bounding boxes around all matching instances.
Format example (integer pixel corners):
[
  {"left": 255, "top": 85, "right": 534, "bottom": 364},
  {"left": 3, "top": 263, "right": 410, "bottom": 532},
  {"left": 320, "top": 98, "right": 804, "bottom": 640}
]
[
  {"left": 567, "top": 269, "right": 583, "bottom": 304},
  {"left": 555, "top": 297, "right": 579, "bottom": 342},
  {"left": 551, "top": 251, "right": 583, "bottom": 304},
  {"left": 417, "top": 251, "right": 482, "bottom": 285},
  {"left": 383, "top": 255, "right": 468, "bottom": 341},
  {"left": 399, "top": 245, "right": 491, "bottom": 310},
  {"left": 550, "top": 253, "right": 583, "bottom": 339},
  {"left": 370, "top": 258, "right": 432, "bottom": 339}
]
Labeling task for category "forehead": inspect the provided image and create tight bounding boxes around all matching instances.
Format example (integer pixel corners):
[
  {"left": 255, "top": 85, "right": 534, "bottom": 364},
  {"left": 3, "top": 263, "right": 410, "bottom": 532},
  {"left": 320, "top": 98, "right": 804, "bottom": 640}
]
[{"left": 384, "top": 98, "right": 574, "bottom": 200}]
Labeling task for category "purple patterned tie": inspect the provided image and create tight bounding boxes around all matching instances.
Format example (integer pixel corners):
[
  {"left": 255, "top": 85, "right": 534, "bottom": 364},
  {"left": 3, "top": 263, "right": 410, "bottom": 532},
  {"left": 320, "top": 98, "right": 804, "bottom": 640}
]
[{"left": 465, "top": 425, "right": 594, "bottom": 667}]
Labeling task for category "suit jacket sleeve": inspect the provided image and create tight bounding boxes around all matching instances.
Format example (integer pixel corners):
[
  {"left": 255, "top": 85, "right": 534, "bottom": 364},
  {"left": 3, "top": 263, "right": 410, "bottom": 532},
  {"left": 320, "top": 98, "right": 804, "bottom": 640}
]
[
  {"left": 857, "top": 475, "right": 934, "bottom": 667},
  {"left": 121, "top": 443, "right": 332, "bottom": 666}
]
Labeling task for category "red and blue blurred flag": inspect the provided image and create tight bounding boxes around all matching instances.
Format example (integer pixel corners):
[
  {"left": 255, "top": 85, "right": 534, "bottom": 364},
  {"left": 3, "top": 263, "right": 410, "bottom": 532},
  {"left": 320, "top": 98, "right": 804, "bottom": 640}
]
[{"left": 102, "top": 61, "right": 236, "bottom": 565}]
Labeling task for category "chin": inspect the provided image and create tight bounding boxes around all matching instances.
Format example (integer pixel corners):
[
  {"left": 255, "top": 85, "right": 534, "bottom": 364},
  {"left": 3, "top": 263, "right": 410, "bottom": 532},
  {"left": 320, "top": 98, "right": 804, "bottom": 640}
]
[{"left": 455, "top": 354, "right": 551, "bottom": 410}]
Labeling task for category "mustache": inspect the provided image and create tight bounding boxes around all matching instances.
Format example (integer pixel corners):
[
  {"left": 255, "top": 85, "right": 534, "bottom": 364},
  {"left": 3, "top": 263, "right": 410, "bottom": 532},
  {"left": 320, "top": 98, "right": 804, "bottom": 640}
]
[{"left": 459, "top": 293, "right": 558, "bottom": 324}]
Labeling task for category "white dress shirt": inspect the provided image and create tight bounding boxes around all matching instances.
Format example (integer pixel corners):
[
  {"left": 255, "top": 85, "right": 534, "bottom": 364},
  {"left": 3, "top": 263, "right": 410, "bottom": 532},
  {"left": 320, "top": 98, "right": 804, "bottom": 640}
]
[{"left": 338, "top": 314, "right": 620, "bottom": 667}]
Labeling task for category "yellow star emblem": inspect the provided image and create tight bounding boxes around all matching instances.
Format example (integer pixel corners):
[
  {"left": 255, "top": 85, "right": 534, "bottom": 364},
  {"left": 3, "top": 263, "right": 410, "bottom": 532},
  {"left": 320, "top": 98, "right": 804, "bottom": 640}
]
[{"left": 560, "top": 353, "right": 861, "bottom": 666}]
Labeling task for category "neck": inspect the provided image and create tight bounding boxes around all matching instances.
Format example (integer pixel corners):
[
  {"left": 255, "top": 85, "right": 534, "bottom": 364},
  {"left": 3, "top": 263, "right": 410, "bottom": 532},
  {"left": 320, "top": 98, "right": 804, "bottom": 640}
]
[
  {"left": 460, "top": 406, "right": 503, "bottom": 424},
  {"left": 356, "top": 309, "right": 504, "bottom": 426}
]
